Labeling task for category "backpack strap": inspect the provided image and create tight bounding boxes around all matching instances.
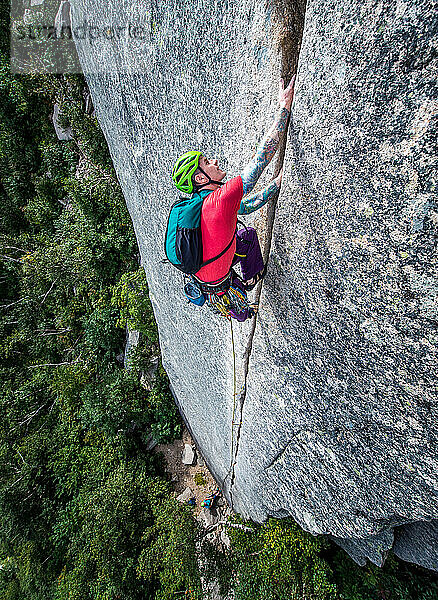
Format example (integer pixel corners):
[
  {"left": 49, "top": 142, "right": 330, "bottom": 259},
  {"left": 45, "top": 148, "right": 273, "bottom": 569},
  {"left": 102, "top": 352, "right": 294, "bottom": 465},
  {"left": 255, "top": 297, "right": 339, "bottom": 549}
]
[
  {"left": 199, "top": 230, "right": 236, "bottom": 269},
  {"left": 192, "top": 187, "right": 240, "bottom": 269}
]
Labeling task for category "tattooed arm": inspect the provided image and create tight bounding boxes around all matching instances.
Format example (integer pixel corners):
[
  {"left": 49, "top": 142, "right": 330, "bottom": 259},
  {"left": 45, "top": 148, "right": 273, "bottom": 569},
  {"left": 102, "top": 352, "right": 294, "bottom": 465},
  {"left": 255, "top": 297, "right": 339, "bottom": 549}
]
[
  {"left": 238, "top": 179, "right": 280, "bottom": 215},
  {"left": 240, "top": 76, "right": 295, "bottom": 197},
  {"left": 240, "top": 107, "right": 289, "bottom": 196}
]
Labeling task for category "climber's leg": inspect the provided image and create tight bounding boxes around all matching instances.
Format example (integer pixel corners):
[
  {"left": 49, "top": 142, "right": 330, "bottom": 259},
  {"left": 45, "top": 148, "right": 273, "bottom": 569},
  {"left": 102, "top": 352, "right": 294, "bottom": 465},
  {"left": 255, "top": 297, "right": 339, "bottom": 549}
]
[{"left": 231, "top": 227, "right": 264, "bottom": 282}]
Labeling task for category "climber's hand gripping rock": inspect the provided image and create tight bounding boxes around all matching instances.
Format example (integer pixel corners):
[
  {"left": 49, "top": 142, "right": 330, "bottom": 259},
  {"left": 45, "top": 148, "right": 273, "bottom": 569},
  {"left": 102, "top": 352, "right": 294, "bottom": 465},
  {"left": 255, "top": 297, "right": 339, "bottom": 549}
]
[
  {"left": 278, "top": 75, "right": 296, "bottom": 111},
  {"left": 238, "top": 75, "right": 295, "bottom": 214}
]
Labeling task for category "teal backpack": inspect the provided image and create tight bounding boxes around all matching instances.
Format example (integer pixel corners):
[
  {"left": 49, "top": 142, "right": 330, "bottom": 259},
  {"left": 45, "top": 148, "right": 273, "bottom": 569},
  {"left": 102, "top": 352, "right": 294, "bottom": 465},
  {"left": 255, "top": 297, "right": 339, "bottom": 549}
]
[{"left": 164, "top": 190, "right": 235, "bottom": 275}]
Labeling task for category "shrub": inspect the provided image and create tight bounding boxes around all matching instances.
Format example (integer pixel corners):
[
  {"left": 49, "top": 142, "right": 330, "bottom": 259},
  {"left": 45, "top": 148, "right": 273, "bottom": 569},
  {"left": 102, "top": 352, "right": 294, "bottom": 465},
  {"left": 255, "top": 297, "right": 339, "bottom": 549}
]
[
  {"left": 194, "top": 472, "right": 207, "bottom": 486},
  {"left": 111, "top": 268, "right": 159, "bottom": 342},
  {"left": 227, "top": 515, "right": 338, "bottom": 600}
]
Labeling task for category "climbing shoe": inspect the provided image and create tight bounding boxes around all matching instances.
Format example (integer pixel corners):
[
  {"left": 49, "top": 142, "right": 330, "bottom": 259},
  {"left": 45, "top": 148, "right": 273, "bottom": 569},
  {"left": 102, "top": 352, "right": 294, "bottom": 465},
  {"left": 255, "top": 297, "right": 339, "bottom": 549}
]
[{"left": 243, "top": 265, "right": 267, "bottom": 291}]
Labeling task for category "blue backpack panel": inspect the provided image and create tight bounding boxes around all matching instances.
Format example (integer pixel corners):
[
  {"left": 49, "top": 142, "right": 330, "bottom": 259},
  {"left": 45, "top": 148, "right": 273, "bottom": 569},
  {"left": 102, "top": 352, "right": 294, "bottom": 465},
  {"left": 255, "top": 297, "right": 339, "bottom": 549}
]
[{"left": 164, "top": 190, "right": 235, "bottom": 275}]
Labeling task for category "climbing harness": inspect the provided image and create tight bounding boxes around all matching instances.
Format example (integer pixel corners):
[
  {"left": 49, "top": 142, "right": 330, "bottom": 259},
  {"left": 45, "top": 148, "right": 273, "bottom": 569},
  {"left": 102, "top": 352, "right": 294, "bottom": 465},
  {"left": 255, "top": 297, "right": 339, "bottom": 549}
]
[
  {"left": 186, "top": 269, "right": 256, "bottom": 321},
  {"left": 205, "top": 282, "right": 250, "bottom": 320}
]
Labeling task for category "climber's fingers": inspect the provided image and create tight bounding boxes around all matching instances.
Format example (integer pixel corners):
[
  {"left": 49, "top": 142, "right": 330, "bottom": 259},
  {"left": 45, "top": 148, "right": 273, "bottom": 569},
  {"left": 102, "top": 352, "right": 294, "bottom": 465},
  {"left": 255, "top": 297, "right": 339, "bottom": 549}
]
[
  {"left": 287, "top": 74, "right": 296, "bottom": 91},
  {"left": 284, "top": 75, "right": 296, "bottom": 100},
  {"left": 278, "top": 78, "right": 285, "bottom": 103},
  {"left": 278, "top": 75, "right": 296, "bottom": 110}
]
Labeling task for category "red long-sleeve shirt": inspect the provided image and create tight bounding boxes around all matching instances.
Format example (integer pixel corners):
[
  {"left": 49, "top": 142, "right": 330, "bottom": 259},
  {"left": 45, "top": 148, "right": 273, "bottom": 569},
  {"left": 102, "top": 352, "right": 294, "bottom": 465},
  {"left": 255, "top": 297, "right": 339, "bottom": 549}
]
[{"left": 195, "top": 176, "right": 243, "bottom": 283}]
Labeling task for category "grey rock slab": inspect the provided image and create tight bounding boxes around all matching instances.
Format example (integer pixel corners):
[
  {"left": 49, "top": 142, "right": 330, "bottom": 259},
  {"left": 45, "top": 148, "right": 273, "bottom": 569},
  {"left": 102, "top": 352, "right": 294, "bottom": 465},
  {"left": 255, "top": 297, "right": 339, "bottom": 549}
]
[
  {"left": 198, "top": 508, "right": 218, "bottom": 528},
  {"left": 144, "top": 432, "right": 159, "bottom": 451},
  {"left": 71, "top": 0, "right": 281, "bottom": 496},
  {"left": 139, "top": 356, "right": 159, "bottom": 391},
  {"left": 84, "top": 91, "right": 94, "bottom": 116},
  {"left": 182, "top": 443, "right": 195, "bottom": 465},
  {"left": 123, "top": 327, "right": 140, "bottom": 370},
  {"left": 232, "top": 0, "right": 438, "bottom": 567},
  {"left": 220, "top": 529, "right": 231, "bottom": 550},
  {"left": 52, "top": 103, "right": 73, "bottom": 141},
  {"left": 330, "top": 529, "right": 394, "bottom": 568},
  {"left": 393, "top": 520, "right": 438, "bottom": 572},
  {"left": 54, "top": 1, "right": 72, "bottom": 38},
  {"left": 71, "top": 0, "right": 438, "bottom": 571},
  {"left": 176, "top": 486, "right": 194, "bottom": 504}
]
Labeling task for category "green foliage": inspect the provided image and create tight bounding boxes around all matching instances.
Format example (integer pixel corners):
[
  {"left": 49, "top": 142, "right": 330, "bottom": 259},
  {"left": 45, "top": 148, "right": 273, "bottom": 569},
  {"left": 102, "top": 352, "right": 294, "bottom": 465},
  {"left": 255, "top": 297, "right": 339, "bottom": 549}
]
[
  {"left": 53, "top": 449, "right": 156, "bottom": 600},
  {"left": 147, "top": 364, "right": 182, "bottom": 442},
  {"left": 193, "top": 472, "right": 207, "bottom": 486},
  {"left": 0, "top": 60, "right": 59, "bottom": 237},
  {"left": 0, "top": 65, "right": 186, "bottom": 600},
  {"left": 81, "top": 290, "right": 123, "bottom": 364},
  {"left": 78, "top": 365, "right": 150, "bottom": 437},
  {"left": 111, "top": 268, "right": 159, "bottom": 342},
  {"left": 331, "top": 547, "right": 438, "bottom": 600},
  {"left": 226, "top": 515, "right": 337, "bottom": 600},
  {"left": 55, "top": 75, "right": 115, "bottom": 173},
  {"left": 136, "top": 478, "right": 203, "bottom": 600},
  {"left": 50, "top": 442, "right": 202, "bottom": 600}
]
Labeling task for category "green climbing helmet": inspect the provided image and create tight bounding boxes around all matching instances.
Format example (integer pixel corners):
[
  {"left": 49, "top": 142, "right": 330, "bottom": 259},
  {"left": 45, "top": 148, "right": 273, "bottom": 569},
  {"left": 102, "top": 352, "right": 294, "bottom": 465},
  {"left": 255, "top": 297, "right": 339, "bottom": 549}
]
[{"left": 172, "top": 150, "right": 202, "bottom": 194}]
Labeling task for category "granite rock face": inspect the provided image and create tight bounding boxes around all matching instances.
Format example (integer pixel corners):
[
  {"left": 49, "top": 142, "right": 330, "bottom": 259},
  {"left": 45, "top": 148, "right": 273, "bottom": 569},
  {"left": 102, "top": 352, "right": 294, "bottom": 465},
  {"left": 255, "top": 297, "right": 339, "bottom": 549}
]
[
  {"left": 393, "top": 520, "right": 438, "bottom": 572},
  {"left": 71, "top": 0, "right": 438, "bottom": 570},
  {"left": 52, "top": 103, "right": 73, "bottom": 140},
  {"left": 232, "top": 0, "right": 438, "bottom": 568}
]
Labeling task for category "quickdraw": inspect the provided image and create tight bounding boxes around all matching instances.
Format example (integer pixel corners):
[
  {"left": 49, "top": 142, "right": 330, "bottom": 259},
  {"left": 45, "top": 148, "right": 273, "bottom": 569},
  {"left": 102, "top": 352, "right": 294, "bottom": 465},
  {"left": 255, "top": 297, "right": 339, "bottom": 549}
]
[
  {"left": 188, "top": 269, "right": 253, "bottom": 321},
  {"left": 205, "top": 283, "right": 250, "bottom": 320}
]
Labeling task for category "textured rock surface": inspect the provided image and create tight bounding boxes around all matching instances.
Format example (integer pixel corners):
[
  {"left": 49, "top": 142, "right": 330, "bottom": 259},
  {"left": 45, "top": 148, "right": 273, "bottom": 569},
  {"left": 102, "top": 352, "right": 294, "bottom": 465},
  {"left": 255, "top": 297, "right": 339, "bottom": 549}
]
[
  {"left": 176, "top": 487, "right": 194, "bottom": 504},
  {"left": 393, "top": 520, "right": 438, "bottom": 572},
  {"left": 52, "top": 103, "right": 73, "bottom": 140},
  {"left": 71, "top": 0, "right": 438, "bottom": 570},
  {"left": 70, "top": 0, "right": 282, "bottom": 509},
  {"left": 182, "top": 444, "right": 195, "bottom": 466},
  {"left": 54, "top": 0, "right": 71, "bottom": 38},
  {"left": 232, "top": 0, "right": 438, "bottom": 568},
  {"left": 123, "top": 327, "right": 140, "bottom": 370}
]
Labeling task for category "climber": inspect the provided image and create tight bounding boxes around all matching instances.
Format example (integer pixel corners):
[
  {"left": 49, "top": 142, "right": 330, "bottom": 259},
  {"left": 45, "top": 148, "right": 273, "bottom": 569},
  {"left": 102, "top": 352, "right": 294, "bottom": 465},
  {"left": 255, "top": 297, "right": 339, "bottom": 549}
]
[
  {"left": 171, "top": 75, "right": 295, "bottom": 321},
  {"left": 200, "top": 489, "right": 221, "bottom": 509}
]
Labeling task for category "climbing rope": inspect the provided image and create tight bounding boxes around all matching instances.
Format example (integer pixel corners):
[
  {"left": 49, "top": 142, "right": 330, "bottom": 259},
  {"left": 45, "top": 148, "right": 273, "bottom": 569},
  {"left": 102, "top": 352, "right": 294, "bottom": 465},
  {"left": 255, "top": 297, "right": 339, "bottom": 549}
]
[
  {"left": 230, "top": 318, "right": 238, "bottom": 469},
  {"left": 221, "top": 319, "right": 240, "bottom": 495},
  {"left": 219, "top": 271, "right": 264, "bottom": 498}
]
